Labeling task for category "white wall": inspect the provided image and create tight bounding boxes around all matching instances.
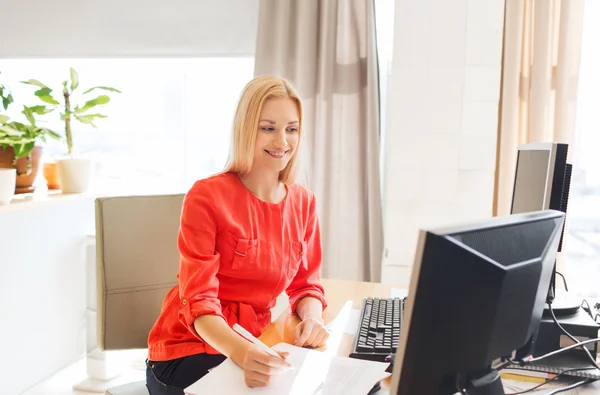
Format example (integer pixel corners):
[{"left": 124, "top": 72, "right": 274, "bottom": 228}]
[
  {"left": 381, "top": 0, "right": 506, "bottom": 286},
  {"left": 0, "top": 0, "right": 259, "bottom": 58},
  {"left": 0, "top": 196, "right": 95, "bottom": 395}
]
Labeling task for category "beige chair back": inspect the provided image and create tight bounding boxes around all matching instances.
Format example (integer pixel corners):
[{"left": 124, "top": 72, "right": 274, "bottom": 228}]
[{"left": 95, "top": 194, "right": 184, "bottom": 350}]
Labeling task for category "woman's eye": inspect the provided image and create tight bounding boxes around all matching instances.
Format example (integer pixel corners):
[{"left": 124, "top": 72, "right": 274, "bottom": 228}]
[
  {"left": 262, "top": 127, "right": 274, "bottom": 132},
  {"left": 287, "top": 127, "right": 298, "bottom": 133}
]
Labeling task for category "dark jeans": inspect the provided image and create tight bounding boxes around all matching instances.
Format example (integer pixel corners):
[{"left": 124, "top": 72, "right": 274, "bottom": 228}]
[{"left": 146, "top": 353, "right": 227, "bottom": 395}]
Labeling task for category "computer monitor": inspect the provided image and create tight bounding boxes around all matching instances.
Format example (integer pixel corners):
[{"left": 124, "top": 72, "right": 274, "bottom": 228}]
[
  {"left": 510, "top": 142, "right": 576, "bottom": 314},
  {"left": 389, "top": 210, "right": 565, "bottom": 395}
]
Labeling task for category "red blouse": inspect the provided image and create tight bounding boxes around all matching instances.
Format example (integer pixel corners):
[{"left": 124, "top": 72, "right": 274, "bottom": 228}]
[{"left": 147, "top": 172, "right": 327, "bottom": 361}]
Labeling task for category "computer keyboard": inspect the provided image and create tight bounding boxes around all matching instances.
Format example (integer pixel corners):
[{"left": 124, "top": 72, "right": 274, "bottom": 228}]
[{"left": 349, "top": 297, "right": 406, "bottom": 362}]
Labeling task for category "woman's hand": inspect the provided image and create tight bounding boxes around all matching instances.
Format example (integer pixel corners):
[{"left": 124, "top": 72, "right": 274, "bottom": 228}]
[
  {"left": 294, "top": 317, "right": 330, "bottom": 348},
  {"left": 238, "top": 344, "right": 292, "bottom": 388}
]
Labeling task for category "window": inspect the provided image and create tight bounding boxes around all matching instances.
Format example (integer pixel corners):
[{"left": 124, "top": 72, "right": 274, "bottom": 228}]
[
  {"left": 563, "top": 0, "right": 600, "bottom": 298},
  {"left": 374, "top": 0, "right": 395, "bottom": 215},
  {"left": 0, "top": 58, "right": 254, "bottom": 195}
]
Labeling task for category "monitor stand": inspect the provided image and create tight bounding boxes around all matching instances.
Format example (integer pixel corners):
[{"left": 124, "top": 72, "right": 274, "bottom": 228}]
[{"left": 464, "top": 370, "right": 505, "bottom": 395}]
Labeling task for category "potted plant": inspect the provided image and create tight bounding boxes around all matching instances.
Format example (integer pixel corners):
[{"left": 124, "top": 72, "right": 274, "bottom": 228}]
[
  {"left": 22, "top": 67, "right": 120, "bottom": 193},
  {"left": 0, "top": 105, "right": 62, "bottom": 193},
  {"left": 0, "top": 81, "right": 16, "bottom": 199}
]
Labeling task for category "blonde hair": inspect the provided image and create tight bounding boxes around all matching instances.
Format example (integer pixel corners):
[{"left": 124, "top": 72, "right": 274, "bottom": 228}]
[{"left": 224, "top": 75, "right": 303, "bottom": 185}]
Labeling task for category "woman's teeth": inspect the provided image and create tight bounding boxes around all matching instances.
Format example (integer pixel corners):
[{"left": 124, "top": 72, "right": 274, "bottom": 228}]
[{"left": 266, "top": 150, "right": 286, "bottom": 158}]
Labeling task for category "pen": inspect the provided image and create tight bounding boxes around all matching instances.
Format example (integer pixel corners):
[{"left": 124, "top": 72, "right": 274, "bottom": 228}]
[{"left": 233, "top": 323, "right": 289, "bottom": 362}]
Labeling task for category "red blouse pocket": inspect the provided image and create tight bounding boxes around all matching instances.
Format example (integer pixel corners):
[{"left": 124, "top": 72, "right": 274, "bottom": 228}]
[
  {"left": 221, "top": 233, "right": 260, "bottom": 278},
  {"left": 232, "top": 238, "right": 258, "bottom": 269},
  {"left": 289, "top": 241, "right": 308, "bottom": 278}
]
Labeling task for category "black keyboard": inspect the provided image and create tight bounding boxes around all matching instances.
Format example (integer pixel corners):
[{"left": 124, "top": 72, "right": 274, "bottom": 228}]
[{"left": 349, "top": 297, "right": 406, "bottom": 362}]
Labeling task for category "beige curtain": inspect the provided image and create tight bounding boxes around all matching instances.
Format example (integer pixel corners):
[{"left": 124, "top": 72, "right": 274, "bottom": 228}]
[
  {"left": 253, "top": 0, "right": 383, "bottom": 282},
  {"left": 494, "top": 0, "right": 585, "bottom": 216}
]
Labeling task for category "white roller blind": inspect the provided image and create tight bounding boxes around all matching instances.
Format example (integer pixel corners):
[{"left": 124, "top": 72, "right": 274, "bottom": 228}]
[{"left": 0, "top": 0, "right": 259, "bottom": 57}]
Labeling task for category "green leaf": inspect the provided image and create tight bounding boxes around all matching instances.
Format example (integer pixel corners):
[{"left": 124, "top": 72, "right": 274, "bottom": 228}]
[
  {"left": 21, "top": 79, "right": 49, "bottom": 88},
  {"left": 77, "top": 95, "right": 110, "bottom": 113},
  {"left": 0, "top": 138, "right": 23, "bottom": 144},
  {"left": 83, "top": 86, "right": 121, "bottom": 94},
  {"left": 26, "top": 105, "right": 54, "bottom": 115},
  {"left": 74, "top": 113, "right": 107, "bottom": 127},
  {"left": 70, "top": 68, "right": 79, "bottom": 91},
  {"left": 2, "top": 92, "right": 13, "bottom": 111},
  {"left": 13, "top": 141, "right": 35, "bottom": 158},
  {"left": 42, "top": 128, "right": 62, "bottom": 140},
  {"left": 0, "top": 125, "right": 22, "bottom": 136},
  {"left": 23, "top": 108, "right": 36, "bottom": 126},
  {"left": 0, "top": 114, "right": 9, "bottom": 123},
  {"left": 34, "top": 87, "right": 60, "bottom": 105}
]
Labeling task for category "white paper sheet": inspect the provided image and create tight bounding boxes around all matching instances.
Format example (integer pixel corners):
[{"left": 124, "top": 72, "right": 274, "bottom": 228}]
[
  {"left": 390, "top": 287, "right": 408, "bottom": 299},
  {"left": 184, "top": 343, "right": 391, "bottom": 395},
  {"left": 343, "top": 309, "right": 361, "bottom": 335},
  {"left": 324, "top": 300, "right": 361, "bottom": 335}
]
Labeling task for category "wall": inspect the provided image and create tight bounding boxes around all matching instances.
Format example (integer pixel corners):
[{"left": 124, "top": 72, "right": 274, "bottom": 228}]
[
  {"left": 381, "top": 0, "right": 506, "bottom": 286},
  {"left": 0, "top": 195, "right": 95, "bottom": 395},
  {"left": 0, "top": 0, "right": 259, "bottom": 57}
]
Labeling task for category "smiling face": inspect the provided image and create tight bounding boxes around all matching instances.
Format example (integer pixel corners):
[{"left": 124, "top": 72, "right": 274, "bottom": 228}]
[{"left": 253, "top": 97, "right": 300, "bottom": 175}]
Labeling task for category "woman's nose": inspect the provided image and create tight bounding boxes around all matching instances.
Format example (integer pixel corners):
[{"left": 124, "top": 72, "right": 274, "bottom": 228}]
[{"left": 273, "top": 130, "right": 287, "bottom": 147}]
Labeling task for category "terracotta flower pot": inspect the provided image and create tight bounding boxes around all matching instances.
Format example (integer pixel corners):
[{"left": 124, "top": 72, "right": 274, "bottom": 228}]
[
  {"left": 0, "top": 145, "right": 43, "bottom": 194},
  {"left": 43, "top": 161, "right": 61, "bottom": 190}
]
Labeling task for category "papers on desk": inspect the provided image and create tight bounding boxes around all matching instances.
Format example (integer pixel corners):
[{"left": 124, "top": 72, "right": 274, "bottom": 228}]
[
  {"left": 390, "top": 287, "right": 408, "bottom": 299},
  {"left": 184, "top": 343, "right": 391, "bottom": 395},
  {"left": 502, "top": 377, "right": 586, "bottom": 395}
]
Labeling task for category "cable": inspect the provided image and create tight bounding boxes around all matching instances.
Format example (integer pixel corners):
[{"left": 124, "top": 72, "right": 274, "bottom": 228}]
[
  {"left": 545, "top": 379, "right": 593, "bottom": 394},
  {"left": 581, "top": 299, "right": 593, "bottom": 318},
  {"left": 555, "top": 271, "right": 568, "bottom": 291},
  {"left": 548, "top": 303, "right": 600, "bottom": 370},
  {"left": 524, "top": 337, "right": 600, "bottom": 364},
  {"left": 503, "top": 367, "right": 597, "bottom": 395}
]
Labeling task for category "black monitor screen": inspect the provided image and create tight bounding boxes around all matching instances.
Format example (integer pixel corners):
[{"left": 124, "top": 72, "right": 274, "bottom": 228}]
[{"left": 512, "top": 150, "right": 551, "bottom": 214}]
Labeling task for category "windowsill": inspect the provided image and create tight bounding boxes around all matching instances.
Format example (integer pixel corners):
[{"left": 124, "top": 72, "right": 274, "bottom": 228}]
[{"left": 0, "top": 188, "right": 93, "bottom": 213}]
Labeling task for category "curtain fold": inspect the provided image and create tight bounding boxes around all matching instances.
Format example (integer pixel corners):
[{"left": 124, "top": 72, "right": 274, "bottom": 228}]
[
  {"left": 494, "top": 0, "right": 585, "bottom": 216},
  {"left": 254, "top": 0, "right": 384, "bottom": 282}
]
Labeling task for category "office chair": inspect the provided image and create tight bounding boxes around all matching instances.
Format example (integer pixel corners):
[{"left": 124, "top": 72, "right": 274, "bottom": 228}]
[{"left": 95, "top": 194, "right": 185, "bottom": 395}]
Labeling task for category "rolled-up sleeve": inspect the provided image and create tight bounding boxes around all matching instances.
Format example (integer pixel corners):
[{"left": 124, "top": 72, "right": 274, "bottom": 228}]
[
  {"left": 177, "top": 181, "right": 226, "bottom": 339},
  {"left": 286, "top": 193, "right": 328, "bottom": 314}
]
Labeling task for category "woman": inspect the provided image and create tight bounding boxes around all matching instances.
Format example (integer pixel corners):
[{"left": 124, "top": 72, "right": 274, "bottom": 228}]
[{"left": 146, "top": 75, "right": 329, "bottom": 394}]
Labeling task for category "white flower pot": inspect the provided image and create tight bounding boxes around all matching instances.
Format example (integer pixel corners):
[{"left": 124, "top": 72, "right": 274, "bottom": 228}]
[
  {"left": 0, "top": 168, "right": 16, "bottom": 205},
  {"left": 57, "top": 158, "right": 95, "bottom": 193}
]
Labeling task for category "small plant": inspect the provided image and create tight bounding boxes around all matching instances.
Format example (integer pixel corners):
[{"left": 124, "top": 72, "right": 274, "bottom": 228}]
[
  {"left": 22, "top": 67, "right": 120, "bottom": 156},
  {"left": 0, "top": 106, "right": 61, "bottom": 175},
  {"left": 0, "top": 105, "right": 61, "bottom": 154}
]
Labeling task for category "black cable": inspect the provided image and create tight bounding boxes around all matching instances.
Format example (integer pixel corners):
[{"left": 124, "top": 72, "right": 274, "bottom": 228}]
[
  {"left": 581, "top": 299, "right": 592, "bottom": 318},
  {"left": 548, "top": 303, "right": 600, "bottom": 370},
  {"left": 545, "top": 379, "right": 593, "bottom": 394},
  {"left": 555, "top": 271, "right": 568, "bottom": 291},
  {"left": 503, "top": 367, "right": 597, "bottom": 395}
]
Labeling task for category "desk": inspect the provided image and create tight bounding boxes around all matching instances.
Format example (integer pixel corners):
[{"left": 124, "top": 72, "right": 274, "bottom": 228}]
[{"left": 261, "top": 279, "right": 600, "bottom": 395}]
